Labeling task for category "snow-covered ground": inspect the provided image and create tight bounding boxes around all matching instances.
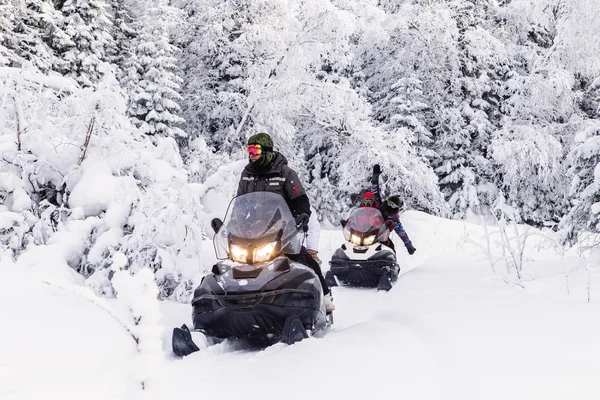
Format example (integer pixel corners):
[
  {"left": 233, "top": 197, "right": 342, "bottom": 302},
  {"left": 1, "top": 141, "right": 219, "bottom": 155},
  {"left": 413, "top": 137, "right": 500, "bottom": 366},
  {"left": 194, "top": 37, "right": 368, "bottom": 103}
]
[{"left": 2, "top": 211, "right": 600, "bottom": 400}]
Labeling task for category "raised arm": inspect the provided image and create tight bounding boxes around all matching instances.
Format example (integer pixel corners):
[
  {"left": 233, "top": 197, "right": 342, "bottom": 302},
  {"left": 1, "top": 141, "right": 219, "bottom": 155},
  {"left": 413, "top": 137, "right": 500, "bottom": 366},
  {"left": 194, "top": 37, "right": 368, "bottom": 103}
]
[{"left": 371, "top": 164, "right": 383, "bottom": 205}]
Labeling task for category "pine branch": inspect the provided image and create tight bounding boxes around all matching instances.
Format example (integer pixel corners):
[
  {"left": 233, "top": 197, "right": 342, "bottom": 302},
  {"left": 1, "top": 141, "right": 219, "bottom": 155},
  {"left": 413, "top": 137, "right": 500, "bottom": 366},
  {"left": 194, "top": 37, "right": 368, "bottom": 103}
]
[{"left": 78, "top": 103, "right": 100, "bottom": 166}]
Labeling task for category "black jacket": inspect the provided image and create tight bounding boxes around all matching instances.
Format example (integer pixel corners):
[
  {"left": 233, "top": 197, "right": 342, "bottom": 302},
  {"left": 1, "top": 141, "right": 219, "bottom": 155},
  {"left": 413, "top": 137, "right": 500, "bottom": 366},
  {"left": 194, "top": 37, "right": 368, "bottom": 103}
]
[{"left": 237, "top": 151, "right": 311, "bottom": 217}]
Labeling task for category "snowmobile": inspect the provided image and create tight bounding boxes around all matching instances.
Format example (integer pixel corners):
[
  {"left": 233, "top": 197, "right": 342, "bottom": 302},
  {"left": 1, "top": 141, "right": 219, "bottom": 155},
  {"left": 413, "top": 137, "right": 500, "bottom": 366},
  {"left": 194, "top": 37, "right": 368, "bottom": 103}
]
[
  {"left": 172, "top": 192, "right": 332, "bottom": 357},
  {"left": 326, "top": 207, "right": 400, "bottom": 291}
]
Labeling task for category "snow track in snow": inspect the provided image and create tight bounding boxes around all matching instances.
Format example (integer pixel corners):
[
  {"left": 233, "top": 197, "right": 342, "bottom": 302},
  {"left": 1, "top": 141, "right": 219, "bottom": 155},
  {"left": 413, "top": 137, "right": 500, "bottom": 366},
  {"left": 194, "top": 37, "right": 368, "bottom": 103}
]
[
  {"left": 162, "top": 284, "right": 447, "bottom": 400},
  {"left": 4, "top": 212, "right": 600, "bottom": 400},
  {"left": 159, "top": 214, "right": 600, "bottom": 400}
]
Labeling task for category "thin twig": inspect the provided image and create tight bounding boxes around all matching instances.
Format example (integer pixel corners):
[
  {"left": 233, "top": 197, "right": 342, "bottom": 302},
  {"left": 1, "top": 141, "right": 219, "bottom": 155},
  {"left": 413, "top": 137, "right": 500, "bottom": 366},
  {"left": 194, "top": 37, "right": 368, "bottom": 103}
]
[
  {"left": 78, "top": 103, "right": 100, "bottom": 166},
  {"left": 42, "top": 280, "right": 140, "bottom": 345},
  {"left": 12, "top": 95, "right": 22, "bottom": 151}
]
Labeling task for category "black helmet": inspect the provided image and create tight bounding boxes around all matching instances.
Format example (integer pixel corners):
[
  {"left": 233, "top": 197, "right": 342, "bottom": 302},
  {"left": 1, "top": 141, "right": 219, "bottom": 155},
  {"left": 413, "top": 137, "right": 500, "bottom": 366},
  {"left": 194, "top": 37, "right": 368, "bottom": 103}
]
[{"left": 385, "top": 195, "right": 404, "bottom": 212}]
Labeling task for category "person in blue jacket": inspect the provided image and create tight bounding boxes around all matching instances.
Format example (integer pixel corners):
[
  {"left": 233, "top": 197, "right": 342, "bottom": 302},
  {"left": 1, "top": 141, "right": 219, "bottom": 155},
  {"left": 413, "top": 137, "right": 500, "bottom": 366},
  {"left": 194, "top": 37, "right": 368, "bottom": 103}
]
[{"left": 370, "top": 164, "right": 416, "bottom": 255}]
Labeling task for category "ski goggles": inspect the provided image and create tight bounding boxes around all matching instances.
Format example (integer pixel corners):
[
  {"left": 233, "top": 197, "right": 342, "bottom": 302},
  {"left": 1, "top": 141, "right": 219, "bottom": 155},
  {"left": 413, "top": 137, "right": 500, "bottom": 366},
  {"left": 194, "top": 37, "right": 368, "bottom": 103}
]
[
  {"left": 361, "top": 197, "right": 375, "bottom": 207},
  {"left": 247, "top": 144, "right": 263, "bottom": 155},
  {"left": 246, "top": 144, "right": 273, "bottom": 155},
  {"left": 386, "top": 199, "right": 401, "bottom": 211}
]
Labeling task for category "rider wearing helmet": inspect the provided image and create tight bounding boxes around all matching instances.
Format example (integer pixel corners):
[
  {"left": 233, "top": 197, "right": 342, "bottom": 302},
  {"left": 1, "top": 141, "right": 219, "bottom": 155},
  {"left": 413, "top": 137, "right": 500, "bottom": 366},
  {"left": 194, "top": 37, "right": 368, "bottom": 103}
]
[
  {"left": 370, "top": 165, "right": 416, "bottom": 255},
  {"left": 360, "top": 191, "right": 379, "bottom": 208},
  {"left": 237, "top": 132, "right": 334, "bottom": 312}
]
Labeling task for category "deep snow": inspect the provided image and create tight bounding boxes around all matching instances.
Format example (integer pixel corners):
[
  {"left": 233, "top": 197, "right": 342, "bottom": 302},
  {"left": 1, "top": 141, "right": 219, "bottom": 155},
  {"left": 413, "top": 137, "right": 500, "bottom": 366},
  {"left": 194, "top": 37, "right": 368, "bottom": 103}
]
[{"left": 2, "top": 211, "right": 600, "bottom": 400}]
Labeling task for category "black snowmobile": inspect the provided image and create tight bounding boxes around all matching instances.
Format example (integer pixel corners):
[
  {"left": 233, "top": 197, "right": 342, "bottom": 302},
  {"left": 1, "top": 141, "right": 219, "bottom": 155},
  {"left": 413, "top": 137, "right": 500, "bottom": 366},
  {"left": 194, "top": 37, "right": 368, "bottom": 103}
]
[
  {"left": 172, "top": 192, "right": 332, "bottom": 357},
  {"left": 326, "top": 207, "right": 400, "bottom": 291}
]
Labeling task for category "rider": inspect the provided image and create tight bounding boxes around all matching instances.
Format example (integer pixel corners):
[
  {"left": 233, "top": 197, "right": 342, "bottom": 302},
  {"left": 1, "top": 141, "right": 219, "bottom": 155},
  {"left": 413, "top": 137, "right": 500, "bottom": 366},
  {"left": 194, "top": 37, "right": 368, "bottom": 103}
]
[
  {"left": 237, "top": 132, "right": 334, "bottom": 312},
  {"left": 369, "top": 165, "right": 416, "bottom": 255},
  {"left": 360, "top": 191, "right": 379, "bottom": 208}
]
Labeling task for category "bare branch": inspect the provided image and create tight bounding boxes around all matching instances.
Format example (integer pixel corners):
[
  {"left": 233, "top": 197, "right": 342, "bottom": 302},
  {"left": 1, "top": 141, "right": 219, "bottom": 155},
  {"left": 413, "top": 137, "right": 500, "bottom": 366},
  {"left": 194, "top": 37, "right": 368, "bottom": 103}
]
[
  {"left": 12, "top": 95, "right": 22, "bottom": 151},
  {"left": 42, "top": 280, "right": 140, "bottom": 345},
  {"left": 78, "top": 103, "right": 100, "bottom": 166}
]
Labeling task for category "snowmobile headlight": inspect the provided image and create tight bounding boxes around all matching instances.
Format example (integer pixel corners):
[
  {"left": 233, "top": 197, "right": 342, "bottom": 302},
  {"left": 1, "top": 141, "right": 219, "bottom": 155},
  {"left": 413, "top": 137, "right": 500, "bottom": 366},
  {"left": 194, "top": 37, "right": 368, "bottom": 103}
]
[
  {"left": 350, "top": 234, "right": 362, "bottom": 246},
  {"left": 230, "top": 244, "right": 248, "bottom": 263},
  {"left": 363, "top": 235, "right": 376, "bottom": 246},
  {"left": 253, "top": 241, "right": 277, "bottom": 263}
]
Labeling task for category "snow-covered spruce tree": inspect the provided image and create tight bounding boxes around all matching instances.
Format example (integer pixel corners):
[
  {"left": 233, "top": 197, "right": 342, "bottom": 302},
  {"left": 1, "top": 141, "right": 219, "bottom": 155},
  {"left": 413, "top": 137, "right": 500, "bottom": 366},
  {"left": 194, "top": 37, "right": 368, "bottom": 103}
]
[
  {"left": 108, "top": 0, "right": 137, "bottom": 83},
  {"left": 125, "top": 0, "right": 185, "bottom": 138},
  {"left": 381, "top": 76, "right": 436, "bottom": 162},
  {"left": 433, "top": 0, "right": 515, "bottom": 219},
  {"left": 358, "top": 4, "right": 436, "bottom": 163},
  {"left": 494, "top": 0, "right": 600, "bottom": 226},
  {"left": 174, "top": 0, "right": 251, "bottom": 154},
  {"left": 560, "top": 123, "right": 600, "bottom": 244},
  {"left": 490, "top": 124, "right": 565, "bottom": 225},
  {"left": 170, "top": 0, "right": 246, "bottom": 181},
  {"left": 0, "top": 0, "right": 68, "bottom": 72},
  {"left": 54, "top": 0, "right": 116, "bottom": 87}
]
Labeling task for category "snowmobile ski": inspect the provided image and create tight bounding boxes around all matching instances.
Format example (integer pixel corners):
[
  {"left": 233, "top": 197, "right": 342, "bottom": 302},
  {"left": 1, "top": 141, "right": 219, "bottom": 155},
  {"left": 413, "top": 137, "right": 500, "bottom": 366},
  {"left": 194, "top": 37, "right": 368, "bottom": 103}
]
[
  {"left": 325, "top": 270, "right": 338, "bottom": 287},
  {"left": 281, "top": 315, "right": 309, "bottom": 345},
  {"left": 172, "top": 324, "right": 200, "bottom": 357},
  {"left": 377, "top": 275, "right": 393, "bottom": 291}
]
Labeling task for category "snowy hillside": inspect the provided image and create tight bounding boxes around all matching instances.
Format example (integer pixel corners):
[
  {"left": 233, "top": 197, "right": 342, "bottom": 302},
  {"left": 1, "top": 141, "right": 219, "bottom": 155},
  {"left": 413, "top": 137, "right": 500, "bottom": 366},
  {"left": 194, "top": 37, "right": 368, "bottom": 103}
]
[{"left": 2, "top": 211, "right": 600, "bottom": 400}]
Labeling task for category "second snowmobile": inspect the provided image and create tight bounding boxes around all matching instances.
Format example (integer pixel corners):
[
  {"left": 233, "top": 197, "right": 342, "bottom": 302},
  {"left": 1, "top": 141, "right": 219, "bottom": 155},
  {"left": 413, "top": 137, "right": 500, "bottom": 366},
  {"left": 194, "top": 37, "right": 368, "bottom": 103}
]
[
  {"left": 326, "top": 207, "right": 400, "bottom": 291},
  {"left": 172, "top": 192, "right": 332, "bottom": 357}
]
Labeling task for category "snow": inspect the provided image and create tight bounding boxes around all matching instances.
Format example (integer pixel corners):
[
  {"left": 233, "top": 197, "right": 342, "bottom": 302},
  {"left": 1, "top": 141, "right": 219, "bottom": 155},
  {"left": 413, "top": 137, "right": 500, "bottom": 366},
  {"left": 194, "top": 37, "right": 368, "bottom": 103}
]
[
  {"left": 112, "top": 262, "right": 165, "bottom": 391},
  {"left": 0, "top": 173, "right": 32, "bottom": 212},
  {"left": 0, "top": 66, "right": 79, "bottom": 92},
  {"left": 68, "top": 157, "right": 135, "bottom": 218},
  {"left": 3, "top": 211, "right": 600, "bottom": 400}
]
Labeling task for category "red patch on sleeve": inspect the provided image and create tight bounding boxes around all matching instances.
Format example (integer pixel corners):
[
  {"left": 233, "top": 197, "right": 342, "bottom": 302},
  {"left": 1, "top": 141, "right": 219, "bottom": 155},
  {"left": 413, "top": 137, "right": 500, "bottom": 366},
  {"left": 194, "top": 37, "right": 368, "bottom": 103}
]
[{"left": 293, "top": 184, "right": 301, "bottom": 195}]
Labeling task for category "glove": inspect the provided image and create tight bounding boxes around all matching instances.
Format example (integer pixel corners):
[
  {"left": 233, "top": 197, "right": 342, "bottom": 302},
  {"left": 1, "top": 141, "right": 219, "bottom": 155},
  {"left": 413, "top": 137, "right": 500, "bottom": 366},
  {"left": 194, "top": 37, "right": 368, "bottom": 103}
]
[
  {"left": 407, "top": 244, "right": 416, "bottom": 255},
  {"left": 385, "top": 219, "right": 394, "bottom": 231},
  {"left": 295, "top": 213, "right": 310, "bottom": 230},
  {"left": 373, "top": 164, "right": 382, "bottom": 176},
  {"left": 371, "top": 164, "right": 382, "bottom": 184}
]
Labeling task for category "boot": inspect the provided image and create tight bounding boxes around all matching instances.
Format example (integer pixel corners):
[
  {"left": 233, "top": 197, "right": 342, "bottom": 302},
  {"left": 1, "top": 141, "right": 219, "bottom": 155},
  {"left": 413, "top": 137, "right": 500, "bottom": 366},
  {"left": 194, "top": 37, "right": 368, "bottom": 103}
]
[{"left": 324, "top": 293, "right": 335, "bottom": 313}]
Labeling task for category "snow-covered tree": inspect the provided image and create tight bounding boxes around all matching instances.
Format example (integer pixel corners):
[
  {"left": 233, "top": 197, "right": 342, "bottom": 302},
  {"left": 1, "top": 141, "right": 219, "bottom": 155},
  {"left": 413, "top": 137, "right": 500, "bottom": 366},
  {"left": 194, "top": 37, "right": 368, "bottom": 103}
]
[
  {"left": 561, "top": 122, "right": 600, "bottom": 244},
  {"left": 174, "top": 0, "right": 251, "bottom": 152},
  {"left": 490, "top": 124, "right": 565, "bottom": 225},
  {"left": 125, "top": 0, "right": 185, "bottom": 137},
  {"left": 0, "top": 0, "right": 68, "bottom": 72},
  {"left": 380, "top": 76, "right": 436, "bottom": 161},
  {"left": 108, "top": 0, "right": 137, "bottom": 82},
  {"left": 54, "top": 0, "right": 116, "bottom": 87},
  {"left": 0, "top": 66, "right": 207, "bottom": 299}
]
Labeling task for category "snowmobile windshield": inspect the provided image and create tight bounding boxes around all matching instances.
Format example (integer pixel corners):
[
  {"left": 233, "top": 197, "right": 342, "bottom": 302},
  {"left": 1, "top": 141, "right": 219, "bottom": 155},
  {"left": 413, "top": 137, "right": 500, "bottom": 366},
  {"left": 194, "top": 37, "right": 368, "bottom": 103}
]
[
  {"left": 343, "top": 207, "right": 389, "bottom": 244},
  {"left": 214, "top": 192, "right": 303, "bottom": 262}
]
